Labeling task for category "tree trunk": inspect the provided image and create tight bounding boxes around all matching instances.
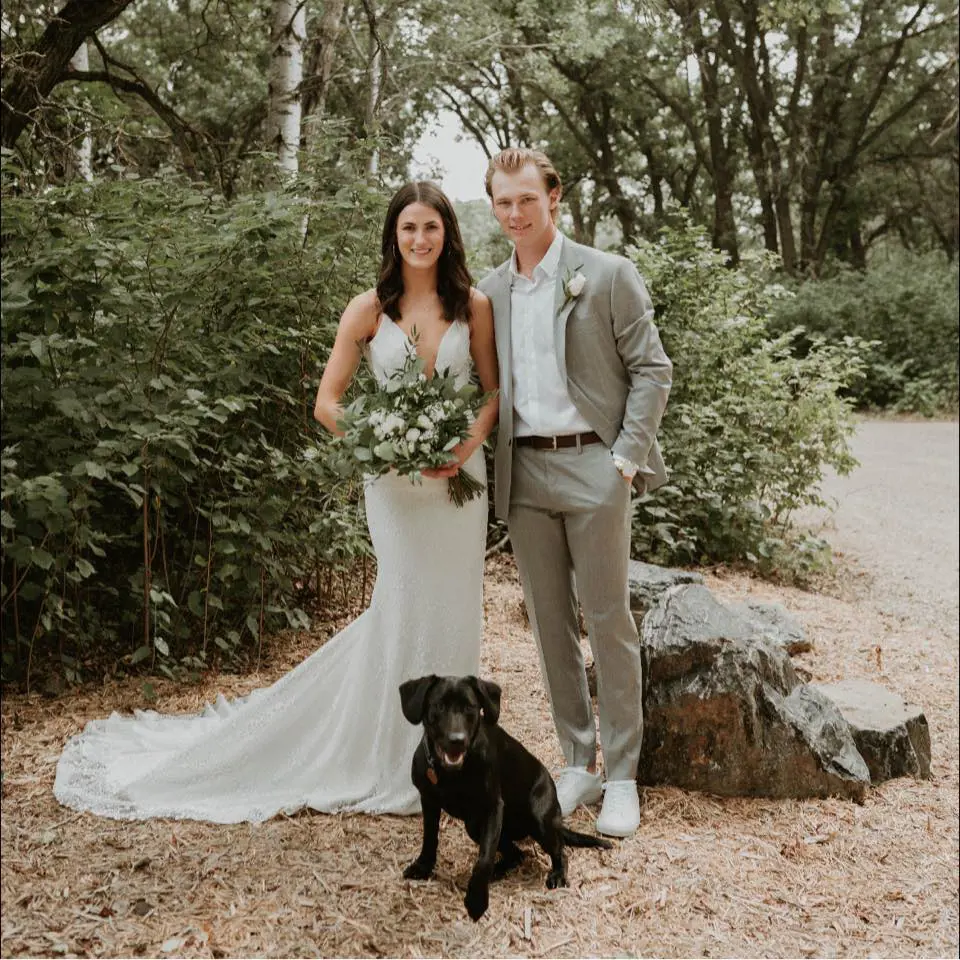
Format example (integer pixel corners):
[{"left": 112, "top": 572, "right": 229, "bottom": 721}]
[
  {"left": 1, "top": 0, "right": 135, "bottom": 149},
  {"left": 775, "top": 194, "right": 797, "bottom": 273},
  {"left": 68, "top": 42, "right": 93, "bottom": 181},
  {"left": 302, "top": 0, "right": 346, "bottom": 121},
  {"left": 643, "top": 149, "right": 666, "bottom": 222},
  {"left": 266, "top": 0, "right": 306, "bottom": 177},
  {"left": 366, "top": 41, "right": 382, "bottom": 177},
  {"left": 698, "top": 53, "right": 739, "bottom": 264}
]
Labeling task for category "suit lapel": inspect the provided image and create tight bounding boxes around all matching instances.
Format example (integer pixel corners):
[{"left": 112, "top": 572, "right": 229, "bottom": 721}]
[
  {"left": 553, "top": 239, "right": 581, "bottom": 381},
  {"left": 490, "top": 261, "right": 513, "bottom": 407}
]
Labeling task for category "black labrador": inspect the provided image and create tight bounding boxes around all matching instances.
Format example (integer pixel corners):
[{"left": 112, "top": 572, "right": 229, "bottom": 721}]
[{"left": 399, "top": 674, "right": 612, "bottom": 921}]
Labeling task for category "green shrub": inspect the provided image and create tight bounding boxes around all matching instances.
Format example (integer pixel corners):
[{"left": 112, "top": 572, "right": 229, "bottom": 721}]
[
  {"left": 1, "top": 155, "right": 381, "bottom": 687},
  {"left": 631, "top": 219, "right": 868, "bottom": 576},
  {"left": 769, "top": 252, "right": 959, "bottom": 414}
]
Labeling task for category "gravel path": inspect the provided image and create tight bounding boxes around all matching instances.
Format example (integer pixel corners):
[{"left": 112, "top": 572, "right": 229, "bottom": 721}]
[{"left": 800, "top": 418, "right": 960, "bottom": 638}]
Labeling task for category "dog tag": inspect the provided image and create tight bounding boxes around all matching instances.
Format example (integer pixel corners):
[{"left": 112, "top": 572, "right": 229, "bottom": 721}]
[{"left": 426, "top": 767, "right": 438, "bottom": 785}]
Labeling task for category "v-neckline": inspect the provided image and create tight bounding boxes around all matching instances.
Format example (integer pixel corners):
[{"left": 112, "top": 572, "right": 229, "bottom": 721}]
[{"left": 384, "top": 315, "right": 458, "bottom": 380}]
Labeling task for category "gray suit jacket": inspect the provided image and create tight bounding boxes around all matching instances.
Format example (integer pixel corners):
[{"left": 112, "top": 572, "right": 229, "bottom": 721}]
[{"left": 478, "top": 236, "right": 672, "bottom": 521}]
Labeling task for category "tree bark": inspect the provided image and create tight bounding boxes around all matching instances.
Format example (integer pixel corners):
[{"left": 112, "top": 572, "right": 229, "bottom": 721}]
[
  {"left": 1, "top": 0, "right": 136, "bottom": 149},
  {"left": 266, "top": 0, "right": 307, "bottom": 177},
  {"left": 68, "top": 42, "right": 93, "bottom": 181},
  {"left": 302, "top": 0, "right": 346, "bottom": 121}
]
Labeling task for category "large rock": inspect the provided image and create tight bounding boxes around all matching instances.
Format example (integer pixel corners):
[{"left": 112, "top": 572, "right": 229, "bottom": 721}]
[
  {"left": 637, "top": 585, "right": 870, "bottom": 801},
  {"left": 628, "top": 560, "right": 704, "bottom": 617},
  {"left": 812, "top": 680, "right": 932, "bottom": 782},
  {"left": 732, "top": 600, "right": 813, "bottom": 655}
]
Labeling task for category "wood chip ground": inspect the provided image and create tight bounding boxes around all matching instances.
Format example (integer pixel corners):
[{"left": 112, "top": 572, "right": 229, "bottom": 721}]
[{"left": 2, "top": 556, "right": 957, "bottom": 958}]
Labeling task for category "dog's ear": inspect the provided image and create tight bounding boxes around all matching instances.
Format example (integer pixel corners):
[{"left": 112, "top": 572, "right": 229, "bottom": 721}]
[
  {"left": 399, "top": 675, "right": 439, "bottom": 725},
  {"left": 469, "top": 676, "right": 502, "bottom": 726}
]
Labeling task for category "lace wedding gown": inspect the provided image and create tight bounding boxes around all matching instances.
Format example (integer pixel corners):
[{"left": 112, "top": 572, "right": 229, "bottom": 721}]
[{"left": 54, "top": 317, "right": 486, "bottom": 822}]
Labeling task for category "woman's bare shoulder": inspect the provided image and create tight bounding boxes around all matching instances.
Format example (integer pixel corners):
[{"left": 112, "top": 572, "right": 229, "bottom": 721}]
[
  {"left": 340, "top": 288, "right": 382, "bottom": 337},
  {"left": 469, "top": 287, "right": 492, "bottom": 309},
  {"left": 469, "top": 287, "right": 493, "bottom": 322}
]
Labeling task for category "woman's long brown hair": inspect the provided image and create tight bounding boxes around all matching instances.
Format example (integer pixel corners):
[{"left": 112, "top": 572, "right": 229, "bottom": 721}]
[{"left": 376, "top": 181, "right": 473, "bottom": 324}]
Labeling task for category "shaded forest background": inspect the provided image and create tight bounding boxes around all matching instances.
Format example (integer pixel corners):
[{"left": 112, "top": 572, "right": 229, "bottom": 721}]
[{"left": 1, "top": 0, "right": 957, "bottom": 690}]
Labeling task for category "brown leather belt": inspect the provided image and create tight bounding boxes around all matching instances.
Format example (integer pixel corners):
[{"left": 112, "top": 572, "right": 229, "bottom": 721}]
[{"left": 514, "top": 431, "right": 603, "bottom": 450}]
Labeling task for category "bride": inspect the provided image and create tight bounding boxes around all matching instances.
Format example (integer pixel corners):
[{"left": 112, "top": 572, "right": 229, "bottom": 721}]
[{"left": 53, "top": 182, "right": 499, "bottom": 823}]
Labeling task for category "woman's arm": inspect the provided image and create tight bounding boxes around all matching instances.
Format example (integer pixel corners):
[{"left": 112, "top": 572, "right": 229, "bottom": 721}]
[
  {"left": 424, "top": 290, "right": 499, "bottom": 478},
  {"left": 313, "top": 290, "right": 380, "bottom": 435},
  {"left": 464, "top": 290, "right": 500, "bottom": 454}
]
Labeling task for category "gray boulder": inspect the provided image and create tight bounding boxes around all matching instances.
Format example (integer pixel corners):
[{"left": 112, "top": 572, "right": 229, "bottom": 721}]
[
  {"left": 812, "top": 680, "right": 932, "bottom": 782},
  {"left": 628, "top": 560, "right": 704, "bottom": 617},
  {"left": 732, "top": 600, "right": 813, "bottom": 655},
  {"left": 637, "top": 585, "right": 870, "bottom": 801}
]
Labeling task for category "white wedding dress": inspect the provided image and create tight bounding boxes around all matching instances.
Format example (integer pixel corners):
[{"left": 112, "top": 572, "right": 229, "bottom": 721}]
[{"left": 54, "top": 317, "right": 486, "bottom": 822}]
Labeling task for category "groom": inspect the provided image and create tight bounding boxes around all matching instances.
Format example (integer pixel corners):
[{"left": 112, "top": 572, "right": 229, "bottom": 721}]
[{"left": 478, "top": 148, "right": 672, "bottom": 837}]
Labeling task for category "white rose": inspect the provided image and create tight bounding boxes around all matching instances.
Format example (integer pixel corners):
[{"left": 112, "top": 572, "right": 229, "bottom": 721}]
[
  {"left": 565, "top": 272, "right": 586, "bottom": 297},
  {"left": 385, "top": 414, "right": 405, "bottom": 435}
]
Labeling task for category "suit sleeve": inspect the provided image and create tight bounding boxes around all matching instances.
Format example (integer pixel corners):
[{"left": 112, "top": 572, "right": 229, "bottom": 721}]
[{"left": 608, "top": 258, "right": 672, "bottom": 471}]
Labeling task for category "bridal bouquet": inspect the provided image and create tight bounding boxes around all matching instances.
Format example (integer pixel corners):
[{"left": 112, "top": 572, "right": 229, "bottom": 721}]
[{"left": 329, "top": 344, "right": 489, "bottom": 506}]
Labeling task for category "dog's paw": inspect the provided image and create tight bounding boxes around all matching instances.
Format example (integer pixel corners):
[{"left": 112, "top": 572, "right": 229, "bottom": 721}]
[
  {"left": 464, "top": 880, "right": 489, "bottom": 921},
  {"left": 403, "top": 860, "right": 434, "bottom": 881},
  {"left": 545, "top": 868, "right": 568, "bottom": 890}
]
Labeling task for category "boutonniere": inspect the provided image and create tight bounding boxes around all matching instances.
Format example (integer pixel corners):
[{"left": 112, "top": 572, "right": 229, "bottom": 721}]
[{"left": 561, "top": 266, "right": 586, "bottom": 309}]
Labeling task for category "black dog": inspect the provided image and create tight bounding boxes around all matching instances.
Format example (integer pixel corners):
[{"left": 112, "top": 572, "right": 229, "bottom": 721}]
[{"left": 399, "top": 674, "right": 612, "bottom": 921}]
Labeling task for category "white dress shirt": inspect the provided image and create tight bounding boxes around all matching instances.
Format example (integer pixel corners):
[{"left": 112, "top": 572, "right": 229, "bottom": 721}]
[{"left": 509, "top": 232, "right": 594, "bottom": 439}]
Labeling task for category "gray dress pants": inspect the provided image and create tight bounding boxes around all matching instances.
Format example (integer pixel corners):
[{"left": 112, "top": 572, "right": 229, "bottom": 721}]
[{"left": 507, "top": 442, "right": 642, "bottom": 781}]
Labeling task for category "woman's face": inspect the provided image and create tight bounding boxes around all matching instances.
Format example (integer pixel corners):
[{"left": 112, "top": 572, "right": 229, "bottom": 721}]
[{"left": 395, "top": 202, "right": 446, "bottom": 270}]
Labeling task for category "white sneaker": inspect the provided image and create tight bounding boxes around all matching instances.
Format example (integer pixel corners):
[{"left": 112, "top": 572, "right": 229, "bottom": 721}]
[
  {"left": 596, "top": 780, "right": 641, "bottom": 837},
  {"left": 554, "top": 767, "right": 603, "bottom": 817}
]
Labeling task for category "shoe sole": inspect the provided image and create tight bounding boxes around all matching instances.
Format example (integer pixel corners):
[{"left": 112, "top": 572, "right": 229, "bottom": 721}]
[
  {"left": 558, "top": 788, "right": 603, "bottom": 818},
  {"left": 596, "top": 820, "right": 639, "bottom": 838}
]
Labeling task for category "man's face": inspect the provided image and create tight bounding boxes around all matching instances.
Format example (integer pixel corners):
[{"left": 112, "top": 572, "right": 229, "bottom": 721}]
[{"left": 489, "top": 164, "right": 559, "bottom": 248}]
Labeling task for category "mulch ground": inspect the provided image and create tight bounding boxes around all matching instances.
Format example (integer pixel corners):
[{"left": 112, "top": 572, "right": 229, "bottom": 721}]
[{"left": 2, "top": 555, "right": 957, "bottom": 959}]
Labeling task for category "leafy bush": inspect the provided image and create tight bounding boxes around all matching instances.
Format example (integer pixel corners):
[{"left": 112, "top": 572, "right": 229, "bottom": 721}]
[
  {"left": 769, "top": 252, "right": 959, "bottom": 415},
  {"left": 631, "top": 220, "right": 868, "bottom": 576},
  {"left": 1, "top": 153, "right": 381, "bottom": 687}
]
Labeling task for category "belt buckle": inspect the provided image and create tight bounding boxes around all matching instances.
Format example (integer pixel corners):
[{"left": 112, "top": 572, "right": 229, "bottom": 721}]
[{"left": 549, "top": 435, "right": 559, "bottom": 450}]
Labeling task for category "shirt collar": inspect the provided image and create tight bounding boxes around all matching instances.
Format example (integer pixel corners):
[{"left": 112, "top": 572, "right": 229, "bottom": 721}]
[{"left": 509, "top": 230, "right": 565, "bottom": 283}]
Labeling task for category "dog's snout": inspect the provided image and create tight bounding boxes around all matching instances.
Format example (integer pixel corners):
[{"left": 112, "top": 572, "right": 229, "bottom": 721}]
[{"left": 448, "top": 732, "right": 466, "bottom": 743}]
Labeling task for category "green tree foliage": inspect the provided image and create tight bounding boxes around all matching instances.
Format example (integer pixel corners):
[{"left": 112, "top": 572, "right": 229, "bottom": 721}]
[
  {"left": 630, "top": 216, "right": 867, "bottom": 577},
  {"left": 770, "top": 252, "right": 960, "bottom": 414},
  {"left": 0, "top": 144, "right": 382, "bottom": 687},
  {"left": 427, "top": 0, "right": 958, "bottom": 273}
]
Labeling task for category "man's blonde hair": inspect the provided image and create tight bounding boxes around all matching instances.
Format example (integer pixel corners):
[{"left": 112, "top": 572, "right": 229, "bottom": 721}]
[{"left": 484, "top": 147, "right": 563, "bottom": 201}]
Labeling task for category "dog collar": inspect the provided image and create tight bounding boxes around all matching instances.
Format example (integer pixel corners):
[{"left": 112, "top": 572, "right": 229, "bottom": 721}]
[{"left": 423, "top": 739, "right": 439, "bottom": 785}]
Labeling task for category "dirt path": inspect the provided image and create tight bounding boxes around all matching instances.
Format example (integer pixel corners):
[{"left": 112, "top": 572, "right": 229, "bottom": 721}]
[{"left": 2, "top": 420, "right": 958, "bottom": 959}]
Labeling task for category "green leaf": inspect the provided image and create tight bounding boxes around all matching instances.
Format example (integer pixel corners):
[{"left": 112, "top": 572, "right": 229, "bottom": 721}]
[{"left": 31, "top": 547, "right": 54, "bottom": 571}]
